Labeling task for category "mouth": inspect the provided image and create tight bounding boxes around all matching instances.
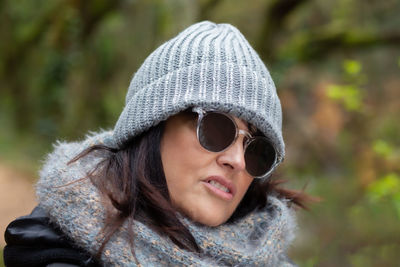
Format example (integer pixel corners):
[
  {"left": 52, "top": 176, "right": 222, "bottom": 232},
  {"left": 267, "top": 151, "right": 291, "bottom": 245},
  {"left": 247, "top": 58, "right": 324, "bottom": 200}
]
[{"left": 202, "top": 176, "right": 236, "bottom": 201}]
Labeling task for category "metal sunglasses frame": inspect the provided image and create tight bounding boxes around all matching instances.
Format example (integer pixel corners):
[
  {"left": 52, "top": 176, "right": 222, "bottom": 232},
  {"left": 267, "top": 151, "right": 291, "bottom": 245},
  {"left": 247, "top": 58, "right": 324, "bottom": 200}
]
[{"left": 192, "top": 107, "right": 279, "bottom": 179}]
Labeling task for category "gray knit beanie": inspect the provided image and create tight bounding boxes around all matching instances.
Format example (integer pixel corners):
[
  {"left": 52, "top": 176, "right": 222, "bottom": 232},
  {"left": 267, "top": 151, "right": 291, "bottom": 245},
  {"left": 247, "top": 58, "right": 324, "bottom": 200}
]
[{"left": 113, "top": 21, "right": 285, "bottom": 162}]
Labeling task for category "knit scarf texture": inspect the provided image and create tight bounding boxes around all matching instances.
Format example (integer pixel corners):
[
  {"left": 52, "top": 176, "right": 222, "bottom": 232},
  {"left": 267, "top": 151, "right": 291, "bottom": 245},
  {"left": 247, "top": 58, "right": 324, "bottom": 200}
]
[{"left": 36, "top": 131, "right": 297, "bottom": 266}]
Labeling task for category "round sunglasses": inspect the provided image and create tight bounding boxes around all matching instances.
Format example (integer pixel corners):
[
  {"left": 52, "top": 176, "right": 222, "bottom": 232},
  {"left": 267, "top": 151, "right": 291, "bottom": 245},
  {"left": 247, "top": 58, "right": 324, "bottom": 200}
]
[{"left": 192, "top": 107, "right": 278, "bottom": 178}]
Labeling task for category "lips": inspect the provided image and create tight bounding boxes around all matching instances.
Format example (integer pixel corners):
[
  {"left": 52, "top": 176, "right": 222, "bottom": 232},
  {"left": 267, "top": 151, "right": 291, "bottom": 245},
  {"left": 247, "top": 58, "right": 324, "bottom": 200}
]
[{"left": 202, "top": 176, "right": 236, "bottom": 201}]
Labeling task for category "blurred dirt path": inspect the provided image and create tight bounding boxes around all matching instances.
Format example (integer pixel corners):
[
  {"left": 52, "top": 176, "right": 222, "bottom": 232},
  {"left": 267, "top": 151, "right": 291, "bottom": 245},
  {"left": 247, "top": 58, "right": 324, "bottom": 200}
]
[{"left": 0, "top": 163, "right": 37, "bottom": 247}]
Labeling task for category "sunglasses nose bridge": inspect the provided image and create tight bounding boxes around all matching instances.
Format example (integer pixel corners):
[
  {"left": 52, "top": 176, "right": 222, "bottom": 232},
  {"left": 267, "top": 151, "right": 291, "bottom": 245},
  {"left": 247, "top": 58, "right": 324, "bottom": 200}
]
[{"left": 238, "top": 129, "right": 252, "bottom": 139}]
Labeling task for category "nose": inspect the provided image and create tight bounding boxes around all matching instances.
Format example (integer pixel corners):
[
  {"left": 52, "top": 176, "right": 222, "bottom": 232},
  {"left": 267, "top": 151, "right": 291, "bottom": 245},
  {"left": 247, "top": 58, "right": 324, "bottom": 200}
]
[{"left": 216, "top": 135, "right": 246, "bottom": 173}]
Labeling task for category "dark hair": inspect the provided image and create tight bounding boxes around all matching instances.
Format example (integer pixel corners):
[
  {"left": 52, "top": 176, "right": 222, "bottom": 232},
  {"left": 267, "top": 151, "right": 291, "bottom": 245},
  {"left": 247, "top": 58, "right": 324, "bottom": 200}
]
[{"left": 69, "top": 120, "right": 313, "bottom": 260}]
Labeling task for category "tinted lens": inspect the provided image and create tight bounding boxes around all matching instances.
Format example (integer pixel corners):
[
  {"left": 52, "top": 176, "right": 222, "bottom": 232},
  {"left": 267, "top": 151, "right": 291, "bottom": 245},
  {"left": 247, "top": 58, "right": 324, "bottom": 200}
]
[
  {"left": 198, "top": 112, "right": 236, "bottom": 152},
  {"left": 244, "top": 137, "right": 276, "bottom": 177}
]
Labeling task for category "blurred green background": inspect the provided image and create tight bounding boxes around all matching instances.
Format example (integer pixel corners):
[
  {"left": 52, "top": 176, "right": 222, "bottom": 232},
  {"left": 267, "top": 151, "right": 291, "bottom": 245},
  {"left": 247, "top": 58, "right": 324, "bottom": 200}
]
[{"left": 1, "top": 0, "right": 399, "bottom": 266}]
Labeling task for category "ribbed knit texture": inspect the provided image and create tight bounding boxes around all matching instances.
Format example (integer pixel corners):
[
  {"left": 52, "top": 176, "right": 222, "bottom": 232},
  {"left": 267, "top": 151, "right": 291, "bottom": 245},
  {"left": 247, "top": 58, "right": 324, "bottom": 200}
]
[
  {"left": 36, "top": 131, "right": 297, "bottom": 266},
  {"left": 113, "top": 21, "right": 285, "bottom": 163}
]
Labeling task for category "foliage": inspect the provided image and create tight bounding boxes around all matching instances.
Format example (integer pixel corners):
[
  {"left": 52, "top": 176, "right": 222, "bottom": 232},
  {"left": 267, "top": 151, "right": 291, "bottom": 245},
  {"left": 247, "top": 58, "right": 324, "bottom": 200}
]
[
  {"left": 1, "top": 0, "right": 400, "bottom": 265},
  {"left": 326, "top": 60, "right": 365, "bottom": 111}
]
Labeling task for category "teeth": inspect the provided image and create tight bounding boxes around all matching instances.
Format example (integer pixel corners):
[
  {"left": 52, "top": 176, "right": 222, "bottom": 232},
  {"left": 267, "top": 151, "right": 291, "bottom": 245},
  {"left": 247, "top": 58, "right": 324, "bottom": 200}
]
[{"left": 209, "top": 180, "right": 229, "bottom": 193}]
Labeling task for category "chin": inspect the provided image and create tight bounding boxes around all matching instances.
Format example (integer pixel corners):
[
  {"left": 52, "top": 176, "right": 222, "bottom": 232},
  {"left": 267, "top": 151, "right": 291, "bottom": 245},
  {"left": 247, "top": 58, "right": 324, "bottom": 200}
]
[
  {"left": 177, "top": 201, "right": 236, "bottom": 227},
  {"left": 194, "top": 212, "right": 231, "bottom": 227},
  {"left": 204, "top": 220, "right": 224, "bottom": 227}
]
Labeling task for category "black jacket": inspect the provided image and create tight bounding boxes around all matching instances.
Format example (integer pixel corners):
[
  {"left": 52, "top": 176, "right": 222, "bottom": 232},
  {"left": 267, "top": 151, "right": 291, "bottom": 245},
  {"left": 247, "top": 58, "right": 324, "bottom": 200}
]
[{"left": 3, "top": 206, "right": 100, "bottom": 267}]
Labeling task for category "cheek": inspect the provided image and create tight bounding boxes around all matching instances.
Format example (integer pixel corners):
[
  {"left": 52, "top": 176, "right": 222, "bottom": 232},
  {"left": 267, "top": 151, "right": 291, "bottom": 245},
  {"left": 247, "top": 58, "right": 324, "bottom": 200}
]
[
  {"left": 232, "top": 174, "right": 253, "bottom": 205},
  {"left": 160, "top": 122, "right": 205, "bottom": 194},
  {"left": 161, "top": 128, "right": 200, "bottom": 178},
  {"left": 160, "top": 129, "right": 203, "bottom": 216}
]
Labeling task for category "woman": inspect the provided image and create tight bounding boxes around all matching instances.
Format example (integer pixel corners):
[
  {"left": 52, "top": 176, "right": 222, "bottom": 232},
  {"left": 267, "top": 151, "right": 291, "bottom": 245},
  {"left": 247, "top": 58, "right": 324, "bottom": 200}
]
[{"left": 4, "top": 21, "right": 308, "bottom": 266}]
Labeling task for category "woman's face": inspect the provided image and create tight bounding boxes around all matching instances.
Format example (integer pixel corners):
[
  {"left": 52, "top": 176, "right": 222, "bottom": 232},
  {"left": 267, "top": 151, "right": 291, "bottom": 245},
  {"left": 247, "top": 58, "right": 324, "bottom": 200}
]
[{"left": 160, "top": 111, "right": 254, "bottom": 226}]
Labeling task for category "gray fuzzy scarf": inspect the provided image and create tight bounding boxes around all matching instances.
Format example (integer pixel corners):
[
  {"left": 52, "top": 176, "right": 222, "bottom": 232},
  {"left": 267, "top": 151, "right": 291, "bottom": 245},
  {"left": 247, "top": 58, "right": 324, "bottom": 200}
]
[{"left": 36, "top": 131, "right": 297, "bottom": 266}]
